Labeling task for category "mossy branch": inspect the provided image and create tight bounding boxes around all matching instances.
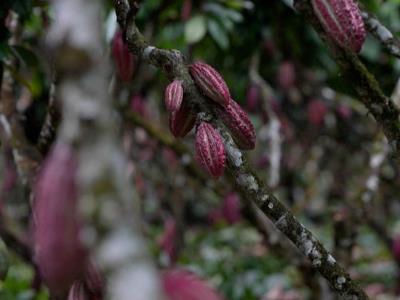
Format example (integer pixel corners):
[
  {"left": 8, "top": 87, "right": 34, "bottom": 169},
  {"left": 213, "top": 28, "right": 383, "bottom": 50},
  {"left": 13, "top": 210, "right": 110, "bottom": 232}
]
[{"left": 113, "top": 1, "right": 369, "bottom": 298}]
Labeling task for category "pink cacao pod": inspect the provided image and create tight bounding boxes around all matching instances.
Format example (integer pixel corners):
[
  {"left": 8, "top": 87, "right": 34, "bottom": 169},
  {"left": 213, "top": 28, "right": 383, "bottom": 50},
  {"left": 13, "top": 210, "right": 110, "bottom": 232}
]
[
  {"left": 220, "top": 99, "right": 256, "bottom": 150},
  {"left": 165, "top": 80, "right": 184, "bottom": 112},
  {"left": 222, "top": 193, "right": 241, "bottom": 224},
  {"left": 246, "top": 84, "right": 260, "bottom": 112},
  {"left": 112, "top": 30, "right": 136, "bottom": 81},
  {"left": 181, "top": 0, "right": 192, "bottom": 21},
  {"left": 392, "top": 236, "right": 400, "bottom": 263},
  {"left": 189, "top": 62, "right": 230, "bottom": 107},
  {"left": 277, "top": 61, "right": 296, "bottom": 90},
  {"left": 157, "top": 218, "right": 178, "bottom": 264},
  {"left": 68, "top": 281, "right": 87, "bottom": 300},
  {"left": 169, "top": 103, "right": 196, "bottom": 137},
  {"left": 33, "top": 142, "right": 87, "bottom": 297},
  {"left": 195, "top": 122, "right": 226, "bottom": 178},
  {"left": 307, "top": 99, "right": 328, "bottom": 126},
  {"left": 162, "top": 269, "right": 224, "bottom": 300},
  {"left": 311, "top": 0, "right": 366, "bottom": 53},
  {"left": 83, "top": 262, "right": 104, "bottom": 298}
]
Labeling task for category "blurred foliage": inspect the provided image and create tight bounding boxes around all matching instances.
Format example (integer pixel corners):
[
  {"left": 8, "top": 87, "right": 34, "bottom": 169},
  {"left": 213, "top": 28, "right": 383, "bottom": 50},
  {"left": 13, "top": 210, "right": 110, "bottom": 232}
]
[{"left": 2, "top": 0, "right": 400, "bottom": 299}]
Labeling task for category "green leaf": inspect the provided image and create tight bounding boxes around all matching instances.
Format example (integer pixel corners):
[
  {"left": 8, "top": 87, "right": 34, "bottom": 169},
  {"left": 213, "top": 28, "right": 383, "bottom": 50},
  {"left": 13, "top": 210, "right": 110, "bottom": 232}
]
[
  {"left": 10, "top": 46, "right": 39, "bottom": 69},
  {"left": 207, "top": 18, "right": 229, "bottom": 50},
  {"left": 184, "top": 15, "right": 207, "bottom": 44}
]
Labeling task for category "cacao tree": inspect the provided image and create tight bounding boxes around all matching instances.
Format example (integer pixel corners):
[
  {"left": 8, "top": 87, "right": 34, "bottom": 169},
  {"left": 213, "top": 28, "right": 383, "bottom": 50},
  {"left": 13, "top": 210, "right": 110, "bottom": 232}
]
[{"left": 0, "top": 0, "right": 400, "bottom": 299}]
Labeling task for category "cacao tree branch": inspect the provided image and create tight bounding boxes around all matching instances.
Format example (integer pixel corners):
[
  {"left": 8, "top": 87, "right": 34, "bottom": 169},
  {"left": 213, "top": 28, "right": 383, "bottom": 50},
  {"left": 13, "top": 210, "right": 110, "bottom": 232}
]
[
  {"left": 293, "top": 0, "right": 400, "bottom": 164},
  {"left": 125, "top": 110, "right": 327, "bottom": 299},
  {"left": 361, "top": 10, "right": 400, "bottom": 60},
  {"left": 113, "top": 2, "right": 369, "bottom": 298}
]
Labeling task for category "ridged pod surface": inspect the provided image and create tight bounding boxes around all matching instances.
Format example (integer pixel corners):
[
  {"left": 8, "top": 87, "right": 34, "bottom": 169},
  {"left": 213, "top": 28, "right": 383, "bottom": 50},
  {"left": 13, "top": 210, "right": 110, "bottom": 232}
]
[
  {"left": 220, "top": 99, "right": 256, "bottom": 150},
  {"left": 33, "top": 142, "right": 87, "bottom": 297},
  {"left": 189, "top": 62, "right": 230, "bottom": 107},
  {"left": 195, "top": 122, "right": 226, "bottom": 178},
  {"left": 169, "top": 103, "right": 196, "bottom": 138},
  {"left": 165, "top": 80, "right": 184, "bottom": 112},
  {"left": 311, "top": 0, "right": 366, "bottom": 53},
  {"left": 112, "top": 30, "right": 136, "bottom": 81},
  {"left": 67, "top": 281, "right": 87, "bottom": 300}
]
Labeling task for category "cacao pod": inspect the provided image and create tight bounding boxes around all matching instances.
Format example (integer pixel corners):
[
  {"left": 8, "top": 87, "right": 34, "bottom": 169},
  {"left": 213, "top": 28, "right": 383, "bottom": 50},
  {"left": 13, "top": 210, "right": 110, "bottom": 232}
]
[
  {"left": 195, "top": 122, "right": 226, "bottom": 178},
  {"left": 112, "top": 30, "right": 136, "bottom": 81},
  {"left": 220, "top": 99, "right": 256, "bottom": 150},
  {"left": 165, "top": 80, "right": 184, "bottom": 112},
  {"left": 33, "top": 142, "right": 87, "bottom": 297},
  {"left": 162, "top": 269, "right": 224, "bottom": 300},
  {"left": 169, "top": 103, "right": 196, "bottom": 138},
  {"left": 189, "top": 62, "right": 230, "bottom": 107},
  {"left": 307, "top": 99, "right": 327, "bottom": 126},
  {"left": 84, "top": 262, "right": 104, "bottom": 298},
  {"left": 311, "top": 0, "right": 366, "bottom": 53},
  {"left": 277, "top": 61, "right": 296, "bottom": 90},
  {"left": 68, "top": 281, "right": 88, "bottom": 300},
  {"left": 246, "top": 84, "right": 260, "bottom": 112}
]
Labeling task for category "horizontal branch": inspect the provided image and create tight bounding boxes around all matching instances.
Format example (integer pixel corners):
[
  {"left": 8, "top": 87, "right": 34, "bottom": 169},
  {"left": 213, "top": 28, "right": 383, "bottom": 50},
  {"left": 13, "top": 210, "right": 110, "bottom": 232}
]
[{"left": 113, "top": 1, "right": 368, "bottom": 298}]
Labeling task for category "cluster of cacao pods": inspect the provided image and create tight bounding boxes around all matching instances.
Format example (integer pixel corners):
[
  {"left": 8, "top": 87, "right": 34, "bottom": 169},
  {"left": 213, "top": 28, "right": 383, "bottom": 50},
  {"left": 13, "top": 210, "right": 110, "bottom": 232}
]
[
  {"left": 164, "top": 62, "right": 256, "bottom": 178},
  {"left": 311, "top": 0, "right": 366, "bottom": 53}
]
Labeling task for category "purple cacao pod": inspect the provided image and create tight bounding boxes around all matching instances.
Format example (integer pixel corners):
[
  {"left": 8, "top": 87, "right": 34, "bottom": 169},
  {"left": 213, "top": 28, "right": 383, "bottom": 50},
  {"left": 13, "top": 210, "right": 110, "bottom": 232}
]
[
  {"left": 277, "top": 61, "right": 296, "bottom": 90},
  {"left": 33, "top": 142, "right": 87, "bottom": 297},
  {"left": 392, "top": 236, "right": 400, "bottom": 263},
  {"left": 112, "top": 30, "right": 136, "bottom": 82},
  {"left": 311, "top": 0, "right": 366, "bottom": 53},
  {"left": 220, "top": 99, "right": 256, "bottom": 150},
  {"left": 245, "top": 84, "right": 260, "bottom": 112},
  {"left": 195, "top": 122, "right": 226, "bottom": 178},
  {"left": 68, "top": 281, "right": 87, "bottom": 300},
  {"left": 189, "top": 62, "right": 230, "bottom": 107},
  {"left": 222, "top": 193, "right": 241, "bottom": 224},
  {"left": 157, "top": 218, "right": 178, "bottom": 264},
  {"left": 165, "top": 80, "right": 184, "bottom": 112},
  {"left": 169, "top": 103, "right": 196, "bottom": 137},
  {"left": 162, "top": 269, "right": 224, "bottom": 300},
  {"left": 83, "top": 262, "right": 104, "bottom": 298},
  {"left": 307, "top": 99, "right": 328, "bottom": 126}
]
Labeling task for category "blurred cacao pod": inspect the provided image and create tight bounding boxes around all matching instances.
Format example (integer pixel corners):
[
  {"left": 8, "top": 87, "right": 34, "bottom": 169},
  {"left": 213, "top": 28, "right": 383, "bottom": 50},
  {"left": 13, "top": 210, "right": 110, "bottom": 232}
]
[
  {"left": 246, "top": 84, "right": 260, "bottom": 112},
  {"left": 83, "top": 262, "right": 104, "bottom": 298},
  {"left": 195, "top": 122, "right": 226, "bottom": 178},
  {"left": 189, "top": 62, "right": 230, "bottom": 107},
  {"left": 307, "top": 99, "right": 328, "bottom": 126},
  {"left": 68, "top": 281, "right": 88, "bottom": 300},
  {"left": 311, "top": 0, "right": 366, "bottom": 53},
  {"left": 33, "top": 142, "right": 87, "bottom": 297},
  {"left": 157, "top": 218, "right": 178, "bottom": 264},
  {"left": 169, "top": 102, "right": 196, "bottom": 138},
  {"left": 165, "top": 80, "right": 184, "bottom": 112},
  {"left": 162, "top": 269, "right": 224, "bottom": 300},
  {"left": 220, "top": 99, "right": 256, "bottom": 150},
  {"left": 181, "top": 0, "right": 192, "bottom": 21},
  {"left": 112, "top": 30, "right": 136, "bottom": 82},
  {"left": 277, "top": 61, "right": 296, "bottom": 90}
]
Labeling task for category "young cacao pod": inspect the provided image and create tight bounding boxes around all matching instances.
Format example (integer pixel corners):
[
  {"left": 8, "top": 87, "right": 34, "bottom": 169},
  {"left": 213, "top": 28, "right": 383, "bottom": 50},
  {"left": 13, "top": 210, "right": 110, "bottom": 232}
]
[
  {"left": 189, "top": 62, "right": 230, "bottom": 107},
  {"left": 165, "top": 80, "right": 184, "bottom": 112},
  {"left": 162, "top": 269, "right": 223, "bottom": 300},
  {"left": 311, "top": 0, "right": 366, "bottom": 53},
  {"left": 112, "top": 30, "right": 136, "bottom": 81},
  {"left": 169, "top": 102, "right": 196, "bottom": 138},
  {"left": 68, "top": 281, "right": 87, "bottom": 300},
  {"left": 307, "top": 99, "right": 328, "bottom": 126},
  {"left": 195, "top": 122, "right": 226, "bottom": 178},
  {"left": 33, "top": 142, "right": 87, "bottom": 297},
  {"left": 220, "top": 99, "right": 256, "bottom": 150}
]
